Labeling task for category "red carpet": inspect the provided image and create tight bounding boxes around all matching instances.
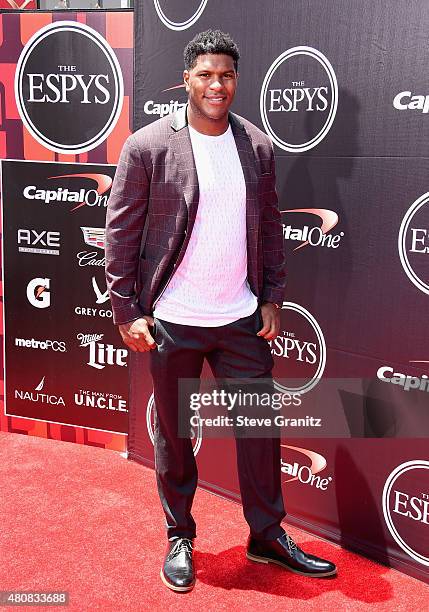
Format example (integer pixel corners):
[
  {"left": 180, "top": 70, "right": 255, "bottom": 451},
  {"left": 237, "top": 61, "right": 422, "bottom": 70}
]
[{"left": 0, "top": 430, "right": 427, "bottom": 611}]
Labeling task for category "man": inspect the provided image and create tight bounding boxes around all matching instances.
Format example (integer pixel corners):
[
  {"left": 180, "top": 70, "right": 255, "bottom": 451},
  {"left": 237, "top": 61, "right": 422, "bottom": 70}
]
[{"left": 105, "top": 29, "right": 336, "bottom": 592}]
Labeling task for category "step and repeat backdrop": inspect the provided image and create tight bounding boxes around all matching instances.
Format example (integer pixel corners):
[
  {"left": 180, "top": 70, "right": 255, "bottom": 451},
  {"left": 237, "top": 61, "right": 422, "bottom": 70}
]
[
  {"left": 131, "top": 0, "right": 429, "bottom": 583},
  {"left": 0, "top": 10, "right": 133, "bottom": 449},
  {"left": 0, "top": 1, "right": 428, "bottom": 584}
]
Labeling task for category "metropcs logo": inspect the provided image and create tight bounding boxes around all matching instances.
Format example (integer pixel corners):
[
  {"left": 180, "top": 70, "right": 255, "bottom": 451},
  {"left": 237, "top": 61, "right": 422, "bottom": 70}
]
[
  {"left": 144, "top": 84, "right": 186, "bottom": 118},
  {"left": 23, "top": 174, "right": 112, "bottom": 212},
  {"left": 393, "top": 91, "right": 429, "bottom": 114},
  {"left": 260, "top": 47, "right": 338, "bottom": 152},
  {"left": 270, "top": 302, "right": 326, "bottom": 394},
  {"left": 398, "top": 192, "right": 429, "bottom": 295},
  {"left": 74, "top": 389, "right": 127, "bottom": 412},
  {"left": 146, "top": 392, "right": 202, "bottom": 456},
  {"left": 153, "top": 0, "right": 208, "bottom": 31},
  {"left": 281, "top": 208, "right": 344, "bottom": 251},
  {"left": 281, "top": 445, "right": 332, "bottom": 491},
  {"left": 377, "top": 361, "right": 429, "bottom": 394},
  {"left": 15, "top": 337, "right": 66, "bottom": 352},
  {"left": 17, "top": 229, "right": 60, "bottom": 256},
  {"left": 14, "top": 376, "right": 65, "bottom": 407},
  {"left": 77, "top": 333, "right": 127, "bottom": 370},
  {"left": 77, "top": 227, "right": 105, "bottom": 267},
  {"left": 26, "top": 277, "right": 50, "bottom": 308},
  {"left": 382, "top": 460, "right": 429, "bottom": 567},
  {"left": 15, "top": 21, "right": 123, "bottom": 154}
]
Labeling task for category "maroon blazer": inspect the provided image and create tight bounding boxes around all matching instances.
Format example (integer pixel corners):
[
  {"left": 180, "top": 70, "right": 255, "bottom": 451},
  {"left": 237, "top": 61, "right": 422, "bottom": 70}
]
[{"left": 105, "top": 104, "right": 286, "bottom": 325}]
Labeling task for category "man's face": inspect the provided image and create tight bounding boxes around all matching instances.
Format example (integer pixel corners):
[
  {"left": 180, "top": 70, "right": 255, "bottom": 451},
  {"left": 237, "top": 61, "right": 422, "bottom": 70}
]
[{"left": 184, "top": 53, "right": 238, "bottom": 123}]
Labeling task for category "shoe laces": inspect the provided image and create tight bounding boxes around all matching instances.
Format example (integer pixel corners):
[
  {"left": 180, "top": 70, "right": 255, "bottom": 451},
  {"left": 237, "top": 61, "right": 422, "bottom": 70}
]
[
  {"left": 168, "top": 538, "right": 194, "bottom": 560},
  {"left": 284, "top": 534, "right": 297, "bottom": 553}
]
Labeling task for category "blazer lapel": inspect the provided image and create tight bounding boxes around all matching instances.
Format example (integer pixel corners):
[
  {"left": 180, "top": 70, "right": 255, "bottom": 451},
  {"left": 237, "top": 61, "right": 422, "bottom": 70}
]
[
  {"left": 169, "top": 106, "right": 259, "bottom": 253},
  {"left": 169, "top": 106, "right": 199, "bottom": 231},
  {"left": 230, "top": 113, "right": 260, "bottom": 262}
]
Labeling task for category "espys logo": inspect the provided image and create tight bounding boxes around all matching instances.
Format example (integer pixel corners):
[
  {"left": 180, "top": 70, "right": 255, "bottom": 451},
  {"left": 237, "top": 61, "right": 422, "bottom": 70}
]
[
  {"left": 26, "top": 277, "right": 50, "bottom": 308},
  {"left": 153, "top": 0, "right": 208, "bottom": 31},
  {"left": 146, "top": 393, "right": 202, "bottom": 456},
  {"left": 260, "top": 47, "right": 338, "bottom": 152},
  {"left": 382, "top": 460, "right": 429, "bottom": 566},
  {"left": 17, "top": 229, "right": 60, "bottom": 256},
  {"left": 270, "top": 302, "right": 326, "bottom": 394},
  {"left": 15, "top": 21, "right": 123, "bottom": 154},
  {"left": 281, "top": 208, "right": 343, "bottom": 251},
  {"left": 377, "top": 361, "right": 429, "bottom": 394},
  {"left": 144, "top": 84, "right": 186, "bottom": 118},
  {"left": 77, "top": 227, "right": 106, "bottom": 267},
  {"left": 281, "top": 445, "right": 332, "bottom": 491},
  {"left": 14, "top": 375, "right": 65, "bottom": 407},
  {"left": 398, "top": 193, "right": 429, "bottom": 295},
  {"left": 23, "top": 173, "right": 112, "bottom": 212}
]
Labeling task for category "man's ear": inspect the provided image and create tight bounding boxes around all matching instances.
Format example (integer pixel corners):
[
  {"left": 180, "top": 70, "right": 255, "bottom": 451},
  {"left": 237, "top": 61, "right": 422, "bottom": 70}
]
[{"left": 183, "top": 70, "right": 190, "bottom": 93}]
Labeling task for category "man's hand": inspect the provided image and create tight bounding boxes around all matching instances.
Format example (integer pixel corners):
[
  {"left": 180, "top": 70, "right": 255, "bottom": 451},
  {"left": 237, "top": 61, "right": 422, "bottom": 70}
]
[
  {"left": 257, "top": 303, "right": 280, "bottom": 340},
  {"left": 118, "top": 316, "right": 156, "bottom": 352}
]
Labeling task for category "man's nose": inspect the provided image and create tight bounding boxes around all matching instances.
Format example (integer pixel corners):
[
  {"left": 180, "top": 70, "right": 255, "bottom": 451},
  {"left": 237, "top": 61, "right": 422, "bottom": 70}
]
[{"left": 209, "top": 78, "right": 224, "bottom": 90}]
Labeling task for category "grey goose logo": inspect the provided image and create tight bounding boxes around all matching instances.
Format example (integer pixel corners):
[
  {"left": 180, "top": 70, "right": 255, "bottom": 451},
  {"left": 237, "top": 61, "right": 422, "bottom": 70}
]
[{"left": 15, "top": 21, "right": 123, "bottom": 154}]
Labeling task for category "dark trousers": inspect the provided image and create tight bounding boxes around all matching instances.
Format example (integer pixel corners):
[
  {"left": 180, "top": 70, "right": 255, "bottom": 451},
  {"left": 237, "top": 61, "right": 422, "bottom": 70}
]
[{"left": 149, "top": 307, "right": 286, "bottom": 541}]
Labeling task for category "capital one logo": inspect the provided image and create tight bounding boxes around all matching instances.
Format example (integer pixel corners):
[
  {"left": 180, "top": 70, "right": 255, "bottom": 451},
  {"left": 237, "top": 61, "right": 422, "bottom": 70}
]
[
  {"left": 23, "top": 174, "right": 112, "bottom": 211},
  {"left": 398, "top": 193, "right": 429, "bottom": 295},
  {"left": 382, "top": 460, "right": 429, "bottom": 566},
  {"left": 281, "top": 208, "right": 344, "bottom": 251},
  {"left": 26, "top": 277, "right": 50, "bottom": 308},
  {"left": 260, "top": 47, "right": 338, "bottom": 153},
  {"left": 153, "top": 0, "right": 208, "bottom": 31},
  {"left": 146, "top": 393, "right": 202, "bottom": 456},
  {"left": 15, "top": 21, "right": 123, "bottom": 154},
  {"left": 270, "top": 302, "right": 326, "bottom": 394},
  {"left": 281, "top": 445, "right": 332, "bottom": 491}
]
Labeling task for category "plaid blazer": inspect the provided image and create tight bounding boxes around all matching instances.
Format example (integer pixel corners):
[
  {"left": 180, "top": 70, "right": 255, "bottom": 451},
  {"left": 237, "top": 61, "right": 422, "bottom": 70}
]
[{"left": 105, "top": 105, "right": 286, "bottom": 325}]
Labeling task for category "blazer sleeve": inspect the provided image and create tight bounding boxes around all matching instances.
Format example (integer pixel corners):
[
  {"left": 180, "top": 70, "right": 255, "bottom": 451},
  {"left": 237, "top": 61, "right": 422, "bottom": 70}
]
[
  {"left": 260, "top": 142, "right": 286, "bottom": 305},
  {"left": 105, "top": 133, "right": 149, "bottom": 325}
]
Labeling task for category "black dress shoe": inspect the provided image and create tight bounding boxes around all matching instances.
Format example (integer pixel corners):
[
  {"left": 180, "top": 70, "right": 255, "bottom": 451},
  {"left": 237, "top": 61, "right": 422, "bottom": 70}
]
[
  {"left": 160, "top": 538, "right": 195, "bottom": 592},
  {"left": 246, "top": 533, "right": 337, "bottom": 578}
]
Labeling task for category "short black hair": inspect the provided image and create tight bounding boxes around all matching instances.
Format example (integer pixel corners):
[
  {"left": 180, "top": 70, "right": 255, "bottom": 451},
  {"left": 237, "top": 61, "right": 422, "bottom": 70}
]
[{"left": 184, "top": 29, "right": 240, "bottom": 72}]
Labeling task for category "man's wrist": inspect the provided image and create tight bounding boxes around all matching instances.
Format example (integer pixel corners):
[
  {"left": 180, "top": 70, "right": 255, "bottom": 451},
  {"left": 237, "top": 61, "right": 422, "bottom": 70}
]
[{"left": 262, "top": 301, "right": 281, "bottom": 309}]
